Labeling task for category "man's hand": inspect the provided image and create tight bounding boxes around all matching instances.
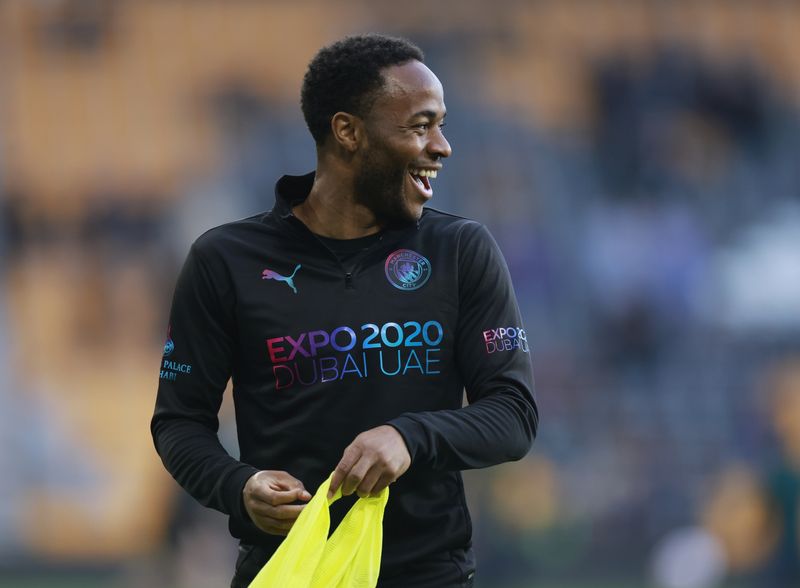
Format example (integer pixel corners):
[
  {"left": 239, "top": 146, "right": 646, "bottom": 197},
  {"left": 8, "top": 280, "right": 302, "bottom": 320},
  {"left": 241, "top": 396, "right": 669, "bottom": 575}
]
[
  {"left": 329, "top": 425, "right": 411, "bottom": 499},
  {"left": 243, "top": 470, "right": 312, "bottom": 536}
]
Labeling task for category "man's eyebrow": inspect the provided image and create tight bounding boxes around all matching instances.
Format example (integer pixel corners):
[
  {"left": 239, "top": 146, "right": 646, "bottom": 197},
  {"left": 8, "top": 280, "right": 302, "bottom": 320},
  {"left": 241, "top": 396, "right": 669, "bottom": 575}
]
[{"left": 410, "top": 110, "right": 447, "bottom": 120}]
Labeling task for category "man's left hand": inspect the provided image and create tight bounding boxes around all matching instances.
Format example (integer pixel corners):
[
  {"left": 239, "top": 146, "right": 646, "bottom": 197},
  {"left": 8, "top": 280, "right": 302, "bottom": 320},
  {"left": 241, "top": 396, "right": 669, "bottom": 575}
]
[{"left": 328, "top": 425, "right": 411, "bottom": 499}]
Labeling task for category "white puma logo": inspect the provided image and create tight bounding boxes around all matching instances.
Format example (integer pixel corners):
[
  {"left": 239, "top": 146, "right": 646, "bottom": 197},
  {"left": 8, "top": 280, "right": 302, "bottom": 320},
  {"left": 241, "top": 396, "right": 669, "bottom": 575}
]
[{"left": 261, "top": 264, "right": 301, "bottom": 294}]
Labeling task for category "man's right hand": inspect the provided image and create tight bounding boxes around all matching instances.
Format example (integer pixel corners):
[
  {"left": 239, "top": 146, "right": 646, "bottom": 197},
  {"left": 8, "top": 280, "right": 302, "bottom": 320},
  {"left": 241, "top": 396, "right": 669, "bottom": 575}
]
[{"left": 242, "top": 471, "right": 312, "bottom": 536}]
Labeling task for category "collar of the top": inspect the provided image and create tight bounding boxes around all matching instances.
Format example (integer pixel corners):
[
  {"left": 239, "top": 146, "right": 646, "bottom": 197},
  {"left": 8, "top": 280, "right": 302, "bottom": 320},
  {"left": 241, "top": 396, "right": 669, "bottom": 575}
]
[{"left": 274, "top": 171, "right": 316, "bottom": 219}]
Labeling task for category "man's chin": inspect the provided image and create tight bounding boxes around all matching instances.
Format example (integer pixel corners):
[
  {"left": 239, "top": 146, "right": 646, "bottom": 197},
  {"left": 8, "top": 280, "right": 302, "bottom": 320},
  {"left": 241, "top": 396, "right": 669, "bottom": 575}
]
[
  {"left": 354, "top": 182, "right": 421, "bottom": 228},
  {"left": 399, "top": 187, "right": 427, "bottom": 220},
  {"left": 387, "top": 195, "right": 424, "bottom": 227}
]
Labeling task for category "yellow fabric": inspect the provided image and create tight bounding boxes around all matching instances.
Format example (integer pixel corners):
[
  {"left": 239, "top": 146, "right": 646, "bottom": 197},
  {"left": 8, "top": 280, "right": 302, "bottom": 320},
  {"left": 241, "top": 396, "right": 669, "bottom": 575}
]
[{"left": 248, "top": 474, "right": 389, "bottom": 588}]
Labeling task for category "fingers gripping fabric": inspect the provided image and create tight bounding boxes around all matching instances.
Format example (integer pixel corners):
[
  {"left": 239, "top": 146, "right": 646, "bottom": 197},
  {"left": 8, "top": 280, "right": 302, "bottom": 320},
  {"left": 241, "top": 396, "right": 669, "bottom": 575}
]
[{"left": 249, "top": 475, "right": 389, "bottom": 588}]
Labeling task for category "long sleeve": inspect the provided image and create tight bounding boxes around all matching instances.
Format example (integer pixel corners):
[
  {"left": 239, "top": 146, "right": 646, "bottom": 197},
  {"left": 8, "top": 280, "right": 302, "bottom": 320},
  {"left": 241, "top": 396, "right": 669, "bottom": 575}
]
[
  {"left": 389, "top": 223, "right": 538, "bottom": 471},
  {"left": 150, "top": 241, "right": 258, "bottom": 524}
]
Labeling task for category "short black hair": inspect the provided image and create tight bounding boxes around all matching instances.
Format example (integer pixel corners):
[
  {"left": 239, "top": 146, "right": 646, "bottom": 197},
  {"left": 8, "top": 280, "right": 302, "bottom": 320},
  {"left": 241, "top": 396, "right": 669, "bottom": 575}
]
[{"left": 301, "top": 34, "right": 424, "bottom": 145}]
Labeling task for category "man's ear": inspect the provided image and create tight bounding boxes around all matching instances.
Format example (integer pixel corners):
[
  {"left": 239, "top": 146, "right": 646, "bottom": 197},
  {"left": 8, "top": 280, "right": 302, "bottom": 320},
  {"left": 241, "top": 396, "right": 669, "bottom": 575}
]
[{"left": 330, "top": 112, "right": 363, "bottom": 153}]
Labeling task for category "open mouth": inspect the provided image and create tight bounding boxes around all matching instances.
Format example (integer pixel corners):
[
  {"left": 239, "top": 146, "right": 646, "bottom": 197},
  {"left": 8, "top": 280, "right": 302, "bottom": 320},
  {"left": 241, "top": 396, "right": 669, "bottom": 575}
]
[{"left": 408, "top": 168, "right": 438, "bottom": 198}]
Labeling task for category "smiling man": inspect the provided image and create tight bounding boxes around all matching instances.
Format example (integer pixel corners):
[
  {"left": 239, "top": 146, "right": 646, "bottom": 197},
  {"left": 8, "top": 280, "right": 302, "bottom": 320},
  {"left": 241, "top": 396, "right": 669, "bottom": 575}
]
[{"left": 151, "top": 34, "right": 538, "bottom": 588}]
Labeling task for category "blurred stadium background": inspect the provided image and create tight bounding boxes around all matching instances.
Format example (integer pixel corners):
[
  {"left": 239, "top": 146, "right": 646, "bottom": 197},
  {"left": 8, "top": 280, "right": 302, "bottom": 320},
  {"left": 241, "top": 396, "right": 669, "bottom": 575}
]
[{"left": 1, "top": 1, "right": 799, "bottom": 587}]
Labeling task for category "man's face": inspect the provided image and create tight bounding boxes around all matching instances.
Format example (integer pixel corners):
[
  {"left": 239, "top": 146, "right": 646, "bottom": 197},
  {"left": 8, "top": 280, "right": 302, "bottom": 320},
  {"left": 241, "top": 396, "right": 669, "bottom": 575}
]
[{"left": 353, "top": 60, "right": 452, "bottom": 227}]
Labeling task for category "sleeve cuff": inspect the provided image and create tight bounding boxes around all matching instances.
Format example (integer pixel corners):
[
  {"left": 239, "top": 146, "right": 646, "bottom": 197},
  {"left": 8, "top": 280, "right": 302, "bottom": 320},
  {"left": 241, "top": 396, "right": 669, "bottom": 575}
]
[
  {"left": 221, "top": 464, "right": 261, "bottom": 523},
  {"left": 387, "top": 415, "right": 429, "bottom": 468}
]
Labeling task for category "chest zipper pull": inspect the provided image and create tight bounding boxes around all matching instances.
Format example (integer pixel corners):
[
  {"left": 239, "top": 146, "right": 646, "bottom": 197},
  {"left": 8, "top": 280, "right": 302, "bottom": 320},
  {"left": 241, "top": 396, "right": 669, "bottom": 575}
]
[{"left": 345, "top": 272, "right": 354, "bottom": 289}]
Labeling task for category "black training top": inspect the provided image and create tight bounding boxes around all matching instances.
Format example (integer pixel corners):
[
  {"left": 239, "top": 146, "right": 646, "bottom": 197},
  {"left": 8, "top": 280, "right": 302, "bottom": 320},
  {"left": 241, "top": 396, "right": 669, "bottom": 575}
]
[{"left": 151, "top": 172, "right": 538, "bottom": 587}]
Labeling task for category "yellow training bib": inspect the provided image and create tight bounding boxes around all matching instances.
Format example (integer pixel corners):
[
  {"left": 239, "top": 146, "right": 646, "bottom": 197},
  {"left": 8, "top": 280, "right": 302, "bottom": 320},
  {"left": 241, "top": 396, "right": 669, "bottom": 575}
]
[{"left": 249, "top": 474, "right": 389, "bottom": 588}]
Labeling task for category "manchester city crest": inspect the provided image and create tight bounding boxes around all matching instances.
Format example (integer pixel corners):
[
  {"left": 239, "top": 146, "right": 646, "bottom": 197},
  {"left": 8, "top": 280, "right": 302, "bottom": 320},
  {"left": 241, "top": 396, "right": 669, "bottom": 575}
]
[
  {"left": 163, "top": 326, "right": 174, "bottom": 357},
  {"left": 385, "top": 249, "right": 431, "bottom": 291}
]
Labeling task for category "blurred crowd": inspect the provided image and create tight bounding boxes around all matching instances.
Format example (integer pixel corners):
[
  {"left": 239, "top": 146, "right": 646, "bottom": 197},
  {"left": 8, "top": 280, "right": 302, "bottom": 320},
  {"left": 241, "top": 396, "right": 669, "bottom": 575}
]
[{"left": 1, "top": 1, "right": 800, "bottom": 587}]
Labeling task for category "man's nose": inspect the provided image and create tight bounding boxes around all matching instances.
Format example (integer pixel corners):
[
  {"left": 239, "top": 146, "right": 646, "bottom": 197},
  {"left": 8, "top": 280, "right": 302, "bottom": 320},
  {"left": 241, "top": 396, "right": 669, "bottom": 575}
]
[{"left": 428, "top": 127, "right": 452, "bottom": 159}]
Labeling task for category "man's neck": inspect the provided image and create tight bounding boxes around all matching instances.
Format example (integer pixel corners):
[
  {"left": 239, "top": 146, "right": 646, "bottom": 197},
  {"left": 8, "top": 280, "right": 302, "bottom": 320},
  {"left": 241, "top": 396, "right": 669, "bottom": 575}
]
[{"left": 292, "top": 165, "right": 382, "bottom": 240}]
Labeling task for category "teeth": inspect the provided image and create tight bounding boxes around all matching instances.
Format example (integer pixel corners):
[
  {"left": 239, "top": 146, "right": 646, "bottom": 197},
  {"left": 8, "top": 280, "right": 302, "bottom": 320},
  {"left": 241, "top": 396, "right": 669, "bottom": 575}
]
[{"left": 410, "top": 169, "right": 438, "bottom": 178}]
